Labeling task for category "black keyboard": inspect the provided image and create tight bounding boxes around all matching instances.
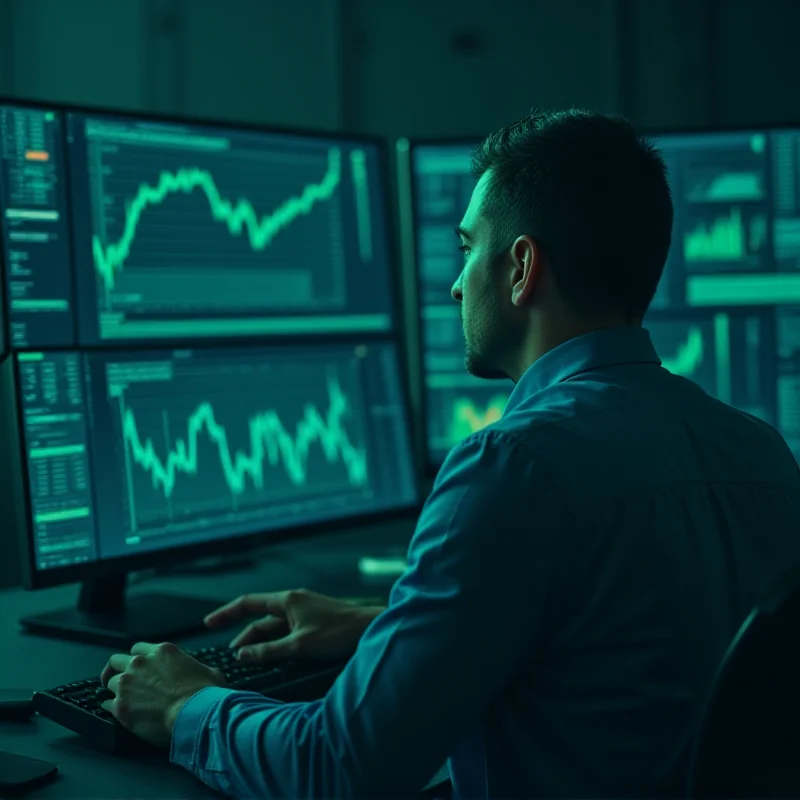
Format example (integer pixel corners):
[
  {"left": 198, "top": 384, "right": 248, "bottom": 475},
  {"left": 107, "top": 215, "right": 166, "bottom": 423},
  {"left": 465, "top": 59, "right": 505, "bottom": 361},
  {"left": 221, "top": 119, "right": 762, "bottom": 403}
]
[{"left": 34, "top": 645, "right": 346, "bottom": 754}]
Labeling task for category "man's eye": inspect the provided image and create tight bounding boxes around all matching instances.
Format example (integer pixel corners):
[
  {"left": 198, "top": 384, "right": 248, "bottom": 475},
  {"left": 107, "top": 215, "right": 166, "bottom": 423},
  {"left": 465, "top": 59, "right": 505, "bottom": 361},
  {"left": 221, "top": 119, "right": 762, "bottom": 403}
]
[{"left": 458, "top": 245, "right": 470, "bottom": 257}]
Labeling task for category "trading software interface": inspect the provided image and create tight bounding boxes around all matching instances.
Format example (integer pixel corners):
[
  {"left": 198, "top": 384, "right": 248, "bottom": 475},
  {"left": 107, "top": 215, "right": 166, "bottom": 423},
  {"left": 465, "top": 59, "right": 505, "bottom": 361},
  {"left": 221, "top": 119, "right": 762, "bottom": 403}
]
[
  {"left": 1, "top": 108, "right": 394, "bottom": 348},
  {"left": 410, "top": 132, "right": 800, "bottom": 465},
  {"left": 0, "top": 104, "right": 418, "bottom": 572}
]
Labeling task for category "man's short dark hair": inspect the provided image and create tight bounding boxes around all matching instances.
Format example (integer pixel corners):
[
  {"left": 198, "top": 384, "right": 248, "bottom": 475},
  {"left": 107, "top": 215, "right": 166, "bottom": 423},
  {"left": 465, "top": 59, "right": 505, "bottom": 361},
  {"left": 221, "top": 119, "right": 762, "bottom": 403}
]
[{"left": 471, "top": 109, "right": 673, "bottom": 321}]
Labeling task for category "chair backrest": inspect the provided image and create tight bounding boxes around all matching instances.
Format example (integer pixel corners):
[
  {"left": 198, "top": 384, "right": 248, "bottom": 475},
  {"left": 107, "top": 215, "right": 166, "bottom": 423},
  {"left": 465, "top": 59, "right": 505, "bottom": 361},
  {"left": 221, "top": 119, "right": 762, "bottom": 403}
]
[{"left": 688, "top": 566, "right": 800, "bottom": 799}]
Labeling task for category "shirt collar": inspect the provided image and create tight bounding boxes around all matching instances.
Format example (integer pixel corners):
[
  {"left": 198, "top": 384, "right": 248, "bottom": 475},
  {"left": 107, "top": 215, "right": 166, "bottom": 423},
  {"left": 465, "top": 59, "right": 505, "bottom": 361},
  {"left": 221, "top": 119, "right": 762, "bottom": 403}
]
[{"left": 505, "top": 325, "right": 661, "bottom": 413}]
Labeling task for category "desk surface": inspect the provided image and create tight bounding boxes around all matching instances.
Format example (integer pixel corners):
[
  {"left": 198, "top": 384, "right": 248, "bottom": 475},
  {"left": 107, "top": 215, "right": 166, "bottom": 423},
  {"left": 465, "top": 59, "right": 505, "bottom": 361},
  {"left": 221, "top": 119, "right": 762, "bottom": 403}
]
[{"left": 0, "top": 521, "right": 413, "bottom": 798}]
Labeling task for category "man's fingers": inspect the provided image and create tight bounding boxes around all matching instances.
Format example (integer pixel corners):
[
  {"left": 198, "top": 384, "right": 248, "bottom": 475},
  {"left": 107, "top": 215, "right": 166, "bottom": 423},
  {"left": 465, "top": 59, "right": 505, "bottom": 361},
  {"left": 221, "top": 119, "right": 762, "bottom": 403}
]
[
  {"left": 237, "top": 636, "right": 299, "bottom": 663},
  {"left": 230, "top": 616, "right": 287, "bottom": 648},
  {"left": 109, "top": 652, "right": 133, "bottom": 671},
  {"left": 204, "top": 593, "right": 272, "bottom": 627},
  {"left": 129, "top": 641, "right": 158, "bottom": 655},
  {"left": 101, "top": 652, "right": 133, "bottom": 686},
  {"left": 102, "top": 643, "right": 159, "bottom": 685},
  {"left": 100, "top": 661, "right": 115, "bottom": 687},
  {"left": 101, "top": 697, "right": 129, "bottom": 727},
  {"left": 205, "top": 592, "right": 292, "bottom": 628},
  {"left": 106, "top": 671, "right": 123, "bottom": 696},
  {"left": 100, "top": 666, "right": 114, "bottom": 687}
]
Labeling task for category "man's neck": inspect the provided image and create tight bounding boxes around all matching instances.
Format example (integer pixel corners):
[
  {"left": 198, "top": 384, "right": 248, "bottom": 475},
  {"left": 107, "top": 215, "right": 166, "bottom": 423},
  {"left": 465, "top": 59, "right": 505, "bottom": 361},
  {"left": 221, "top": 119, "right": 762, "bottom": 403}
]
[{"left": 510, "top": 317, "right": 638, "bottom": 382}]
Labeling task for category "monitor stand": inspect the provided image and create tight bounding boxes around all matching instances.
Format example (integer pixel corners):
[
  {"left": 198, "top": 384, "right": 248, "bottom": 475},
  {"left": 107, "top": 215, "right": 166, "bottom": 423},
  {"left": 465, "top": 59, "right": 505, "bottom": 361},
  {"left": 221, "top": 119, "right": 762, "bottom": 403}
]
[{"left": 20, "top": 575, "right": 222, "bottom": 648}]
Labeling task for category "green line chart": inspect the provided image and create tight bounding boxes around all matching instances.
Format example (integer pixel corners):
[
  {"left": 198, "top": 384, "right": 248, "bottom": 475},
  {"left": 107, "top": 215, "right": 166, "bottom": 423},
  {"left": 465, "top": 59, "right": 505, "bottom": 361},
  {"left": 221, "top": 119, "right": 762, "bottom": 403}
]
[
  {"left": 648, "top": 318, "right": 718, "bottom": 398},
  {"left": 108, "top": 354, "right": 371, "bottom": 533},
  {"left": 119, "top": 373, "right": 367, "bottom": 501},
  {"left": 93, "top": 149, "right": 342, "bottom": 290},
  {"left": 74, "top": 116, "right": 386, "bottom": 341},
  {"left": 660, "top": 326, "right": 704, "bottom": 375}
]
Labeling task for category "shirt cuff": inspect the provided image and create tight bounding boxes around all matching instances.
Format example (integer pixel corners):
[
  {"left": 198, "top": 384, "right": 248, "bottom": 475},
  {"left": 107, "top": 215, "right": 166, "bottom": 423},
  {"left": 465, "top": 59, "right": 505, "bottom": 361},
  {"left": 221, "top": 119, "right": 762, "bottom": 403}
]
[{"left": 169, "top": 685, "right": 235, "bottom": 769}]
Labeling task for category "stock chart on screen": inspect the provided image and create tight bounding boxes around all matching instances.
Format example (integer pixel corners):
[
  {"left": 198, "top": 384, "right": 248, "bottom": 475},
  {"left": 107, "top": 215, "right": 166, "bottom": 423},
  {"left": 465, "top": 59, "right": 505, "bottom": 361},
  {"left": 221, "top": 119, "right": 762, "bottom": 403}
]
[
  {"left": 409, "top": 130, "right": 800, "bottom": 466},
  {"left": 17, "top": 342, "right": 417, "bottom": 570},
  {"left": 66, "top": 113, "right": 394, "bottom": 344},
  {"left": 0, "top": 105, "right": 74, "bottom": 348}
]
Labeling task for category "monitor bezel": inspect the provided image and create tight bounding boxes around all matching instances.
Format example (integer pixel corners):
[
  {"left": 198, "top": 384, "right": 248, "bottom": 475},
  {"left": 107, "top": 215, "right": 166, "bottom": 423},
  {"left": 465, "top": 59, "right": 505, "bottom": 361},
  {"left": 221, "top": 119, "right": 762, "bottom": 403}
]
[
  {"left": 401, "top": 122, "right": 800, "bottom": 473},
  {"left": 0, "top": 96, "right": 422, "bottom": 591}
]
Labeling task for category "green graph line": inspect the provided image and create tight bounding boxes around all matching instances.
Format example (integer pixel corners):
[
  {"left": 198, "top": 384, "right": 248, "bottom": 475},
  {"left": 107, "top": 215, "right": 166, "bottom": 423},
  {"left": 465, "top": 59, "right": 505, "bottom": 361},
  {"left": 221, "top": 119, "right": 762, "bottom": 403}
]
[
  {"left": 93, "top": 148, "right": 342, "bottom": 289},
  {"left": 661, "top": 326, "right": 704, "bottom": 376},
  {"left": 121, "top": 374, "right": 368, "bottom": 499}
]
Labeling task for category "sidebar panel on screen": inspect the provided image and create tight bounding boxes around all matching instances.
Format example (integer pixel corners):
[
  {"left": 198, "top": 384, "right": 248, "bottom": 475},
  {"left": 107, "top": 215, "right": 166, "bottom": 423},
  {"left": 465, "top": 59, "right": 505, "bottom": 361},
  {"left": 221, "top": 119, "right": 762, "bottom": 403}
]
[
  {"left": 16, "top": 351, "right": 97, "bottom": 570},
  {"left": 0, "top": 106, "right": 74, "bottom": 348}
]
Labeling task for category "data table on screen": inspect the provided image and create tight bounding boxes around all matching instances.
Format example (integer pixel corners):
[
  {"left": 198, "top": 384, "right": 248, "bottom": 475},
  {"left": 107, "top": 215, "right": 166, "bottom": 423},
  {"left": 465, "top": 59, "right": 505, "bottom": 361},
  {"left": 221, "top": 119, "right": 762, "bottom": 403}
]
[{"left": 0, "top": 105, "right": 74, "bottom": 348}]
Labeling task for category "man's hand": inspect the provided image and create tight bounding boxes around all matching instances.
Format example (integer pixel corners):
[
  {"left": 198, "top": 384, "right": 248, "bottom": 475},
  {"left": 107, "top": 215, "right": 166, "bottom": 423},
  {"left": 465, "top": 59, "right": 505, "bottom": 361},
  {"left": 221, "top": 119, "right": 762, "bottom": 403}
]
[
  {"left": 100, "top": 642, "right": 227, "bottom": 748},
  {"left": 204, "top": 588, "right": 385, "bottom": 663}
]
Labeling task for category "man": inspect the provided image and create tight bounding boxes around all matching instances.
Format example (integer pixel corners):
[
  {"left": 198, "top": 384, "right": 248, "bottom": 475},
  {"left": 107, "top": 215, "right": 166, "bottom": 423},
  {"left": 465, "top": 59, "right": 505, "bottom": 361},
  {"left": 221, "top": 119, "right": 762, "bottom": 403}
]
[{"left": 99, "top": 110, "right": 800, "bottom": 798}]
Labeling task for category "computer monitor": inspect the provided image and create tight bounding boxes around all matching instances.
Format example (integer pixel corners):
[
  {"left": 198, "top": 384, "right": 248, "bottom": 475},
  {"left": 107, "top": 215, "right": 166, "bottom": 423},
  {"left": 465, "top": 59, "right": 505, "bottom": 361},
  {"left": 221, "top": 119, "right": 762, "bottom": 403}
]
[
  {"left": 645, "top": 129, "right": 797, "bottom": 451},
  {"left": 401, "top": 130, "right": 800, "bottom": 468},
  {"left": 0, "top": 101, "right": 419, "bottom": 646}
]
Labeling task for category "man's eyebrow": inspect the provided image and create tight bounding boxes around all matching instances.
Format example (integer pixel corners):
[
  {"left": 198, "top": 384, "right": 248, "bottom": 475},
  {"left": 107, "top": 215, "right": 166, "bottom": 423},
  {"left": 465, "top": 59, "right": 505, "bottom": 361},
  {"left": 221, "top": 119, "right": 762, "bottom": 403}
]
[{"left": 455, "top": 225, "right": 472, "bottom": 241}]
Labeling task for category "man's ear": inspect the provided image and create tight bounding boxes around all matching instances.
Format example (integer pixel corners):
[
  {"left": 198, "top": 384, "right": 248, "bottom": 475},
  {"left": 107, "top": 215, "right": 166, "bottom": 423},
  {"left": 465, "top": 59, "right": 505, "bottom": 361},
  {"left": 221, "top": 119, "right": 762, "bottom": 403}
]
[{"left": 509, "top": 235, "right": 540, "bottom": 307}]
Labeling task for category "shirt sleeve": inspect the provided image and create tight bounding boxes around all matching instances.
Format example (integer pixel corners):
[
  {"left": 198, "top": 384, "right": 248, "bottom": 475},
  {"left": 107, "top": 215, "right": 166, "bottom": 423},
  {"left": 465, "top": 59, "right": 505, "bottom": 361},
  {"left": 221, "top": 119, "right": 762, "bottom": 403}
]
[{"left": 170, "top": 431, "right": 562, "bottom": 798}]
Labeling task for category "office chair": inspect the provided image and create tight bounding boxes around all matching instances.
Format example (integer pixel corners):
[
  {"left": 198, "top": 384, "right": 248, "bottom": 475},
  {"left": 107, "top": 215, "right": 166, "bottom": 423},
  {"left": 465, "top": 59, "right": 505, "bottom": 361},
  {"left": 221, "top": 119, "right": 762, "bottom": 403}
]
[{"left": 687, "top": 566, "right": 800, "bottom": 799}]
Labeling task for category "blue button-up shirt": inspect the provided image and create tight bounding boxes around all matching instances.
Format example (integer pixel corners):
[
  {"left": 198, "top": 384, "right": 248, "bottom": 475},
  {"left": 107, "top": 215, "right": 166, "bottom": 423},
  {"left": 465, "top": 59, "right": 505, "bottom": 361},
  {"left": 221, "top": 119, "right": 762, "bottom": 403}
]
[{"left": 171, "top": 326, "right": 800, "bottom": 798}]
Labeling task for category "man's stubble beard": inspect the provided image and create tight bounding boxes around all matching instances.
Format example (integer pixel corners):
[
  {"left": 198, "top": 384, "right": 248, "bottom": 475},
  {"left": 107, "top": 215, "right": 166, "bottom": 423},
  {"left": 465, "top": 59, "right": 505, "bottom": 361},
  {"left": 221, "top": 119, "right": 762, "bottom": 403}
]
[
  {"left": 462, "top": 293, "right": 519, "bottom": 380},
  {"left": 461, "top": 247, "right": 523, "bottom": 381}
]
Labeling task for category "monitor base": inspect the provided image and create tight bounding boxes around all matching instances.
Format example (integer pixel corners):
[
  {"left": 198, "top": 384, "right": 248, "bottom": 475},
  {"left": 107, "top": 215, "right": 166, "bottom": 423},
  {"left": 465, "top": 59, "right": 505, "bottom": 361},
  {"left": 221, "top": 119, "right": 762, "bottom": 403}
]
[{"left": 20, "top": 592, "right": 221, "bottom": 648}]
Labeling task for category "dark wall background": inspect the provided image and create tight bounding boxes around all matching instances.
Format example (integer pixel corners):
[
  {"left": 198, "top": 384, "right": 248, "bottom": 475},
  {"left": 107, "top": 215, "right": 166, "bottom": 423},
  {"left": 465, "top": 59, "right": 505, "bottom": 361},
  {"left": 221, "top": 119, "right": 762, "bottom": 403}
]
[
  {"left": 1, "top": 0, "right": 798, "bottom": 137},
  {"left": 0, "top": 0, "right": 798, "bottom": 588}
]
